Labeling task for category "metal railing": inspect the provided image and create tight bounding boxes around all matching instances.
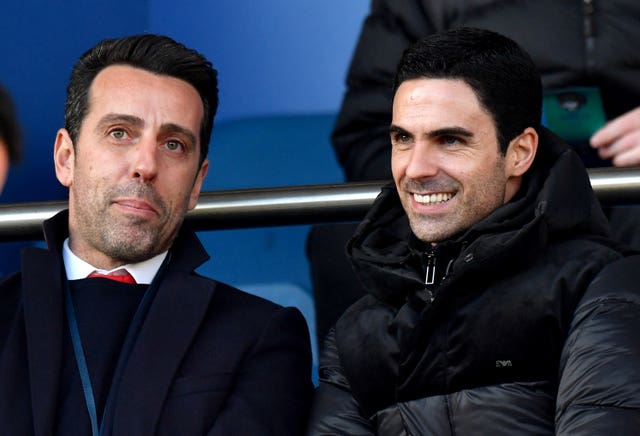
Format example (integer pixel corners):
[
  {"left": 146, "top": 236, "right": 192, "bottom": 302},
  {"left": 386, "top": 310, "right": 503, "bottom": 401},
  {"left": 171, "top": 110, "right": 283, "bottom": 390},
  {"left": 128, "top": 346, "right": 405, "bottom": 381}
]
[{"left": 2, "top": 167, "right": 640, "bottom": 242}]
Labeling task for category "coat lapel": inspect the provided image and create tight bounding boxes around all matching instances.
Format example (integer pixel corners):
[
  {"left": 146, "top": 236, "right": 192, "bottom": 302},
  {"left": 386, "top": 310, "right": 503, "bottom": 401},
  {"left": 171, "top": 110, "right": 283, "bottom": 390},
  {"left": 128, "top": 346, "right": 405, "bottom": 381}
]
[
  {"left": 22, "top": 247, "right": 65, "bottom": 436},
  {"left": 110, "top": 269, "right": 216, "bottom": 434}
]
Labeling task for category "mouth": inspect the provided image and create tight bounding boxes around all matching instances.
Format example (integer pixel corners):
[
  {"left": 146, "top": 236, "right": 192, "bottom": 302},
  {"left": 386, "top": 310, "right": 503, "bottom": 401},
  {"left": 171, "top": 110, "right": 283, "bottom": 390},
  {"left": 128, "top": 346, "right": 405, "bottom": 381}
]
[
  {"left": 412, "top": 192, "right": 455, "bottom": 205},
  {"left": 113, "top": 198, "right": 159, "bottom": 216}
]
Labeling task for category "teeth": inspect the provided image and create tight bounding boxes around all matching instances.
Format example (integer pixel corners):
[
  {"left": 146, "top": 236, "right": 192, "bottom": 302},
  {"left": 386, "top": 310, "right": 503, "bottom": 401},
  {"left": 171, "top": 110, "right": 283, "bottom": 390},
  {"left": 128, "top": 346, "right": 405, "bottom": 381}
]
[{"left": 414, "top": 192, "right": 453, "bottom": 204}]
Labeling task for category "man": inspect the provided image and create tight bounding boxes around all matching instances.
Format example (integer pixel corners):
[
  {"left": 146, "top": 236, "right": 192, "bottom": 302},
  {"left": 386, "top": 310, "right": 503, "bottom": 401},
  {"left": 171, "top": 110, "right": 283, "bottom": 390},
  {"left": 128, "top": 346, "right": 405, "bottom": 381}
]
[
  {"left": 0, "top": 83, "right": 22, "bottom": 194},
  {"left": 0, "top": 34, "right": 312, "bottom": 435},
  {"left": 307, "top": 28, "right": 637, "bottom": 434},
  {"left": 308, "top": 0, "right": 640, "bottom": 346}
]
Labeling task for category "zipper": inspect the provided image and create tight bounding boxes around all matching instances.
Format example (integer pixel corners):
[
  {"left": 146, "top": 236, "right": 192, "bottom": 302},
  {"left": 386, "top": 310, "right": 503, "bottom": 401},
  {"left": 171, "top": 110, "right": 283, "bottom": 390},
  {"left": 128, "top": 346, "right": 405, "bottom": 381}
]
[
  {"left": 582, "top": 0, "right": 596, "bottom": 71},
  {"left": 423, "top": 249, "right": 437, "bottom": 304},
  {"left": 422, "top": 245, "right": 458, "bottom": 303},
  {"left": 425, "top": 251, "right": 436, "bottom": 285}
]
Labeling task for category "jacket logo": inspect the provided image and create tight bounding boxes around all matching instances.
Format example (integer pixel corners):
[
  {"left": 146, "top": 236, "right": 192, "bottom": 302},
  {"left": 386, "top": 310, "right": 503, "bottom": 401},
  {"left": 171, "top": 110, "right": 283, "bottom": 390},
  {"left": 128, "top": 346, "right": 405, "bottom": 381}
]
[{"left": 495, "top": 360, "right": 513, "bottom": 368}]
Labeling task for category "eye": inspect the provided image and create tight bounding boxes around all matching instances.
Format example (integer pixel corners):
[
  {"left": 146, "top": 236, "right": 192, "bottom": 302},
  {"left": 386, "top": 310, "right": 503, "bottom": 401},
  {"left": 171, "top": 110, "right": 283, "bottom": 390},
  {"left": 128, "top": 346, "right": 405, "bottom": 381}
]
[
  {"left": 391, "top": 131, "right": 412, "bottom": 146},
  {"left": 394, "top": 132, "right": 409, "bottom": 142},
  {"left": 109, "top": 129, "right": 128, "bottom": 140},
  {"left": 397, "top": 134, "right": 411, "bottom": 143},
  {"left": 165, "top": 140, "right": 184, "bottom": 152},
  {"left": 441, "top": 135, "right": 462, "bottom": 146}
]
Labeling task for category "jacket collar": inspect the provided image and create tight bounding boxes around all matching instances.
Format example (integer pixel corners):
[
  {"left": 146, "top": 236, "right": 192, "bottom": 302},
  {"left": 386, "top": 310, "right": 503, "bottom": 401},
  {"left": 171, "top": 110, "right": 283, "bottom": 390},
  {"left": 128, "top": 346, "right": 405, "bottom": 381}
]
[
  {"left": 23, "top": 210, "right": 216, "bottom": 434},
  {"left": 347, "top": 127, "right": 613, "bottom": 305},
  {"left": 41, "top": 210, "right": 211, "bottom": 274}
]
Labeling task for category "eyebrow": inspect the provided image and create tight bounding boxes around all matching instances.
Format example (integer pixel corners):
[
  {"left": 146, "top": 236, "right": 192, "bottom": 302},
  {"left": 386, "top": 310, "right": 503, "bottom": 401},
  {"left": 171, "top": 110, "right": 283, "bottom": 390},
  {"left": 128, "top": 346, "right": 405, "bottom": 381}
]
[
  {"left": 96, "top": 113, "right": 198, "bottom": 146},
  {"left": 427, "top": 127, "right": 474, "bottom": 138},
  {"left": 96, "top": 113, "right": 144, "bottom": 132},
  {"left": 389, "top": 124, "right": 411, "bottom": 137},
  {"left": 159, "top": 123, "right": 198, "bottom": 148},
  {"left": 389, "top": 124, "right": 474, "bottom": 139}
]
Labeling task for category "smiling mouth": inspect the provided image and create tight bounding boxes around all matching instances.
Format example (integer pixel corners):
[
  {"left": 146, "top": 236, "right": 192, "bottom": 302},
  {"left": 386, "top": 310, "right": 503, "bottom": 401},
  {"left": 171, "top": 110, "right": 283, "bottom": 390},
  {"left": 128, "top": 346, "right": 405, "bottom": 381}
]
[{"left": 413, "top": 192, "right": 454, "bottom": 205}]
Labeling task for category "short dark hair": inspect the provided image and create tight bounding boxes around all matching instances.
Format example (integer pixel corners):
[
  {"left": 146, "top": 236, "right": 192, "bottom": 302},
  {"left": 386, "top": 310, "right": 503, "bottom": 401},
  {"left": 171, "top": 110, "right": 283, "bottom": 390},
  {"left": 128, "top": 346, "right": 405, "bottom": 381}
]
[
  {"left": 0, "top": 84, "right": 23, "bottom": 163},
  {"left": 393, "top": 27, "right": 542, "bottom": 154},
  {"left": 65, "top": 34, "right": 218, "bottom": 164}
]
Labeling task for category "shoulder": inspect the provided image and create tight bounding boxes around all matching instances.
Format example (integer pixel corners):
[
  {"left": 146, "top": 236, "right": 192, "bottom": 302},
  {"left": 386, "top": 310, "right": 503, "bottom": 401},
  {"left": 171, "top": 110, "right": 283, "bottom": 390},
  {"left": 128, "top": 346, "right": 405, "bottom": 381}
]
[
  {"left": 557, "top": 255, "right": 640, "bottom": 430},
  {"left": 561, "top": 255, "right": 640, "bottom": 368},
  {"left": 176, "top": 277, "right": 312, "bottom": 374},
  {"left": 576, "top": 254, "right": 640, "bottom": 313},
  {"left": 206, "top": 278, "right": 289, "bottom": 314},
  {"left": 0, "top": 272, "right": 22, "bottom": 310},
  {"left": 196, "top": 277, "right": 309, "bottom": 336},
  {"left": 539, "top": 235, "right": 626, "bottom": 291}
]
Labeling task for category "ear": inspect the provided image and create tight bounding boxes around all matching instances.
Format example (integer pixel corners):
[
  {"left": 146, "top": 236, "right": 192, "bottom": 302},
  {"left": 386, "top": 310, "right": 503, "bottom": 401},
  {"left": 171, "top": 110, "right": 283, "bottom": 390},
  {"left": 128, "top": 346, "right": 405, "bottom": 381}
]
[
  {"left": 54, "top": 128, "right": 75, "bottom": 187},
  {"left": 188, "top": 157, "right": 209, "bottom": 210},
  {"left": 505, "top": 127, "right": 538, "bottom": 177},
  {"left": 0, "top": 139, "right": 9, "bottom": 194}
]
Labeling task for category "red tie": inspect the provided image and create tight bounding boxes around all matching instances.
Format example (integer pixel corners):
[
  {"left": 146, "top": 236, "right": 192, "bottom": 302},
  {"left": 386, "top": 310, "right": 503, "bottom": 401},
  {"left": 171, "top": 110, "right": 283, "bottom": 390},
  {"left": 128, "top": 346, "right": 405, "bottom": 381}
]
[{"left": 87, "top": 268, "right": 137, "bottom": 284}]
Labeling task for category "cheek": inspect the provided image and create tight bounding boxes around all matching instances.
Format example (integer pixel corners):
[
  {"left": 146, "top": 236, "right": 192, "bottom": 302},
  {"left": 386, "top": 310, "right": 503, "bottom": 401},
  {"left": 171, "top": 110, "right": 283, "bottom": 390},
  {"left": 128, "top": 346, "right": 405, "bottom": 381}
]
[
  {"left": 167, "top": 174, "right": 199, "bottom": 206},
  {"left": 391, "top": 153, "right": 407, "bottom": 182},
  {"left": 473, "top": 163, "right": 508, "bottom": 204}
]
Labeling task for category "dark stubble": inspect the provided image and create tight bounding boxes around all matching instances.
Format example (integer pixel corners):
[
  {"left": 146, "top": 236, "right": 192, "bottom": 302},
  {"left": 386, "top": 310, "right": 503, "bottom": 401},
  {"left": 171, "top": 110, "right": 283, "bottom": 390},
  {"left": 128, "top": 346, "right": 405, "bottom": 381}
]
[{"left": 73, "top": 181, "right": 188, "bottom": 264}]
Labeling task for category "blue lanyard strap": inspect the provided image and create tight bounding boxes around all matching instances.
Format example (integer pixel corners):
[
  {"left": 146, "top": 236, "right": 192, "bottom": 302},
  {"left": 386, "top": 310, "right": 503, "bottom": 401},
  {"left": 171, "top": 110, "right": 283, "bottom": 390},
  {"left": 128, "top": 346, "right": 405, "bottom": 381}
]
[{"left": 64, "top": 284, "right": 101, "bottom": 436}]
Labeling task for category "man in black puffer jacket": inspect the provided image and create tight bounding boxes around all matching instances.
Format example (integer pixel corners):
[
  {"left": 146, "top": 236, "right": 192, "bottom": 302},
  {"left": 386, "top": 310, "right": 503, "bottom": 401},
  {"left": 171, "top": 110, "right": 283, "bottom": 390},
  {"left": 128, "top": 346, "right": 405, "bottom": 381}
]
[
  {"left": 307, "top": 28, "right": 637, "bottom": 435},
  {"left": 308, "top": 0, "right": 640, "bottom": 347}
]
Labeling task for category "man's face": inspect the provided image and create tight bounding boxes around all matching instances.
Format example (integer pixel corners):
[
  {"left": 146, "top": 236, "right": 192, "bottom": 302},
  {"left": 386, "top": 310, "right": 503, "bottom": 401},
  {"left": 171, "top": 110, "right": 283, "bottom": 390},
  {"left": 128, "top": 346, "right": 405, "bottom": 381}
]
[
  {"left": 54, "top": 65, "right": 209, "bottom": 269},
  {"left": 391, "top": 78, "right": 513, "bottom": 243}
]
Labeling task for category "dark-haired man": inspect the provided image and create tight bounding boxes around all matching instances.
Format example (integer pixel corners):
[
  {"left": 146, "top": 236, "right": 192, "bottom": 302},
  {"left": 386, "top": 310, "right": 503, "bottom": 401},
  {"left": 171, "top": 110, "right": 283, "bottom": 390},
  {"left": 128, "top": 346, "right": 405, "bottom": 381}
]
[
  {"left": 0, "top": 34, "right": 312, "bottom": 435},
  {"left": 307, "top": 28, "right": 637, "bottom": 434}
]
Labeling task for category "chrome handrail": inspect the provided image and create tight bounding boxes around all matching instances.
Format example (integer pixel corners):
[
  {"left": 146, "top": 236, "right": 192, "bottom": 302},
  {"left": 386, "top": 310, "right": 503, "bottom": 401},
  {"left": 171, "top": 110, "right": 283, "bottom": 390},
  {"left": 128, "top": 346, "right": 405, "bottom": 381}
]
[{"left": 1, "top": 167, "right": 640, "bottom": 242}]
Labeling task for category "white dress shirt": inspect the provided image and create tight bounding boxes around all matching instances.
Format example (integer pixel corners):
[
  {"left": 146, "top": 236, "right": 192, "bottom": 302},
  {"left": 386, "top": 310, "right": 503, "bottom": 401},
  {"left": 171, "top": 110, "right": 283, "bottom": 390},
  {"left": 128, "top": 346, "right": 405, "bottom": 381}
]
[{"left": 62, "top": 238, "right": 168, "bottom": 285}]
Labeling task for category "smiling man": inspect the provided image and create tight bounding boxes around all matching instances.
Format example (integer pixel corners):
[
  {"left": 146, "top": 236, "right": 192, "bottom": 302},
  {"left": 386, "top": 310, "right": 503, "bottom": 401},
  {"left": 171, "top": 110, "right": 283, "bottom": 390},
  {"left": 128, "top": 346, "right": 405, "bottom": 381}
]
[
  {"left": 307, "top": 28, "right": 637, "bottom": 435},
  {"left": 390, "top": 78, "right": 535, "bottom": 243},
  {"left": 0, "top": 34, "right": 312, "bottom": 435}
]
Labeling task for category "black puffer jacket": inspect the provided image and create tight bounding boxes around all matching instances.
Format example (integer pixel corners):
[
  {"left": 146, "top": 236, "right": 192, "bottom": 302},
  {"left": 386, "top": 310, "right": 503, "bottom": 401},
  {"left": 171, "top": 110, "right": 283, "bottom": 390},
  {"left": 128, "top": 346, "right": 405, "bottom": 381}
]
[
  {"left": 334, "top": 0, "right": 640, "bottom": 182},
  {"left": 307, "top": 130, "right": 634, "bottom": 434}
]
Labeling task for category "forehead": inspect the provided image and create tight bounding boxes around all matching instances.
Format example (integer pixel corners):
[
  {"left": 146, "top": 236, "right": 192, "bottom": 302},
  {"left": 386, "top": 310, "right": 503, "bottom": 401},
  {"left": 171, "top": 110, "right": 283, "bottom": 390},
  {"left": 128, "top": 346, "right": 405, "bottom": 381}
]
[
  {"left": 85, "top": 65, "right": 203, "bottom": 132},
  {"left": 392, "top": 78, "right": 494, "bottom": 131}
]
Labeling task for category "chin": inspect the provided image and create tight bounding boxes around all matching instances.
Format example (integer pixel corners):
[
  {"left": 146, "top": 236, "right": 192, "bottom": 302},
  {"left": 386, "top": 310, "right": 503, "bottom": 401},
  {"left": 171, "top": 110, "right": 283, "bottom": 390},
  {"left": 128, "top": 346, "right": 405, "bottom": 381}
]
[{"left": 410, "top": 224, "right": 458, "bottom": 244}]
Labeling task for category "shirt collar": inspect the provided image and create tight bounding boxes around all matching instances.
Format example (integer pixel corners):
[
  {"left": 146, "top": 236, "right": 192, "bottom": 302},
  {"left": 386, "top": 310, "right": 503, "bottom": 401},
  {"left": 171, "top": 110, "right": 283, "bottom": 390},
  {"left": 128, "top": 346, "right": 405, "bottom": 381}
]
[{"left": 62, "top": 238, "right": 168, "bottom": 285}]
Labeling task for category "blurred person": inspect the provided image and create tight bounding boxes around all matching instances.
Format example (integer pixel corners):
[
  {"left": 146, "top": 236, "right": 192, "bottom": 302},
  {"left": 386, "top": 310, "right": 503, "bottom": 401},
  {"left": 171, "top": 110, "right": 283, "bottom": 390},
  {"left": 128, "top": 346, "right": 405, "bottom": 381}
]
[
  {"left": 333, "top": 0, "right": 639, "bottom": 180},
  {"left": 591, "top": 106, "right": 640, "bottom": 165},
  {"left": 0, "top": 84, "right": 23, "bottom": 194},
  {"left": 0, "top": 34, "right": 312, "bottom": 435},
  {"left": 307, "top": 28, "right": 637, "bottom": 435}
]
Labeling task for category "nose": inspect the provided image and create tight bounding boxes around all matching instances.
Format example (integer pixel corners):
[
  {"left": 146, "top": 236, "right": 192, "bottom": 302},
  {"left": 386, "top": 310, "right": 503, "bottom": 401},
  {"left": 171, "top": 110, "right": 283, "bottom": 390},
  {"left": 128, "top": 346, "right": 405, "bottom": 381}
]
[
  {"left": 404, "top": 142, "right": 439, "bottom": 180},
  {"left": 131, "top": 137, "right": 158, "bottom": 182}
]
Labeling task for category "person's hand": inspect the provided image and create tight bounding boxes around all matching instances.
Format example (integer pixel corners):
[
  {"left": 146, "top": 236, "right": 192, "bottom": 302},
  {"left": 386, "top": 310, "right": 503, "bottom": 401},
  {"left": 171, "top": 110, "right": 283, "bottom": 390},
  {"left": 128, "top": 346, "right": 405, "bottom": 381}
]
[{"left": 590, "top": 106, "right": 640, "bottom": 167}]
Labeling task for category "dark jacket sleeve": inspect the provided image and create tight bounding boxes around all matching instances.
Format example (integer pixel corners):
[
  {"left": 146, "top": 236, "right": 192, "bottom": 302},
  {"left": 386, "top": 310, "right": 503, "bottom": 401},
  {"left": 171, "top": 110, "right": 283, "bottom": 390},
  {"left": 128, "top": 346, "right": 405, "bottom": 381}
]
[
  {"left": 556, "top": 256, "right": 640, "bottom": 435},
  {"left": 208, "top": 307, "right": 314, "bottom": 436},
  {"left": 332, "top": 0, "right": 436, "bottom": 182},
  {"left": 306, "top": 328, "right": 375, "bottom": 435}
]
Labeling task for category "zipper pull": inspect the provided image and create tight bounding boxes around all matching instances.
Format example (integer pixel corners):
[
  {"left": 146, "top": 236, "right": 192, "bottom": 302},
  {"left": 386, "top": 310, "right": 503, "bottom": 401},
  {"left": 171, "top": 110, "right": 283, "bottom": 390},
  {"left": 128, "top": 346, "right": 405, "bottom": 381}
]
[{"left": 425, "top": 253, "right": 436, "bottom": 285}]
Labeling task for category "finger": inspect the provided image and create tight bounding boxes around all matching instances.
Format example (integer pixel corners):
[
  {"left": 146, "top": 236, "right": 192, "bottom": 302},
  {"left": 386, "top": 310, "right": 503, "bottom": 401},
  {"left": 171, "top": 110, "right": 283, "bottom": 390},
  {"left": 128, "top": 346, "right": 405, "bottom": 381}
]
[
  {"left": 602, "top": 130, "right": 640, "bottom": 166},
  {"left": 612, "top": 146, "right": 640, "bottom": 167},
  {"left": 591, "top": 107, "right": 640, "bottom": 148}
]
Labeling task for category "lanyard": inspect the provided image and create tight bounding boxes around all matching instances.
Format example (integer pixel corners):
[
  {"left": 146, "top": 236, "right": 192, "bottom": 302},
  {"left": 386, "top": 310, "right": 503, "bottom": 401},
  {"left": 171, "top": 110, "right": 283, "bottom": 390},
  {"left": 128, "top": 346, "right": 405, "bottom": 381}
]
[
  {"left": 62, "top": 253, "right": 169, "bottom": 435},
  {"left": 64, "top": 283, "right": 102, "bottom": 436}
]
